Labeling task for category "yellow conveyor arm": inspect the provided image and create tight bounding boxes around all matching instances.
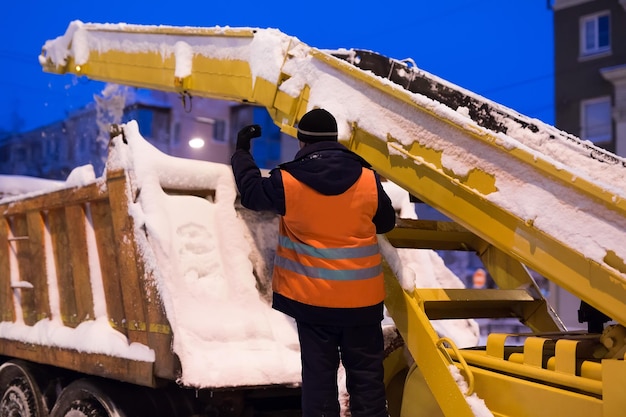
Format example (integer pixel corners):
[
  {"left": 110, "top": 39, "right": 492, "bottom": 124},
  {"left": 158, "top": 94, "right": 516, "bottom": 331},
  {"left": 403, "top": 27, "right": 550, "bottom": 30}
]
[
  {"left": 40, "top": 21, "right": 626, "bottom": 417},
  {"left": 40, "top": 21, "right": 626, "bottom": 326}
]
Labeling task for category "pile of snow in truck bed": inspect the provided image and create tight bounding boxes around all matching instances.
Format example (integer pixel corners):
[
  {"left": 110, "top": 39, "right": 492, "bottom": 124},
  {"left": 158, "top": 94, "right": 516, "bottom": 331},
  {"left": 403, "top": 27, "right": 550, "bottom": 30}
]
[
  {"left": 0, "top": 121, "right": 479, "bottom": 389},
  {"left": 110, "top": 122, "right": 479, "bottom": 387},
  {"left": 40, "top": 21, "right": 626, "bottom": 278}
]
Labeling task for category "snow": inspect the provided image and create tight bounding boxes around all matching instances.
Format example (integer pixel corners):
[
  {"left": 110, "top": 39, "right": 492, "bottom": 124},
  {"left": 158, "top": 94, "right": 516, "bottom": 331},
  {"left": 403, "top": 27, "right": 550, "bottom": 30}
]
[
  {"left": 107, "top": 122, "right": 305, "bottom": 386},
  {"left": 1, "top": 120, "right": 479, "bottom": 388},
  {"left": 0, "top": 175, "right": 64, "bottom": 200},
  {"left": 448, "top": 365, "right": 493, "bottom": 417},
  {"left": 110, "top": 121, "right": 480, "bottom": 387},
  {"left": 7, "top": 19, "right": 626, "bottom": 416}
]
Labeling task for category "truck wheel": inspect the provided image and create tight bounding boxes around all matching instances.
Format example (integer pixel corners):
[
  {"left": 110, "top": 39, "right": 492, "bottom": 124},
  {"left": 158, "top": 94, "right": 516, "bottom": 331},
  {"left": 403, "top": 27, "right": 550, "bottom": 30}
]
[
  {"left": 0, "top": 360, "right": 51, "bottom": 417},
  {"left": 49, "top": 379, "right": 186, "bottom": 417},
  {"left": 49, "top": 379, "right": 127, "bottom": 417},
  {"left": 52, "top": 399, "right": 107, "bottom": 417}
]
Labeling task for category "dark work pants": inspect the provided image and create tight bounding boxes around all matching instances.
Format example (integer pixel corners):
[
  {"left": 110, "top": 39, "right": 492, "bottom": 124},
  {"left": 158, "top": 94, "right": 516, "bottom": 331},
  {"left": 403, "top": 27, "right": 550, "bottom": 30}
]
[{"left": 296, "top": 321, "right": 388, "bottom": 417}]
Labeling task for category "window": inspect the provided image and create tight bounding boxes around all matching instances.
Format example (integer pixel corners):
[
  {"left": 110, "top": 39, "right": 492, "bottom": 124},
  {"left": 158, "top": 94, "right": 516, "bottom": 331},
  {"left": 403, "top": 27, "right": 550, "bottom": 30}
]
[
  {"left": 580, "top": 12, "right": 610, "bottom": 56},
  {"left": 124, "top": 105, "right": 171, "bottom": 147},
  {"left": 135, "top": 108, "right": 155, "bottom": 137},
  {"left": 581, "top": 97, "right": 612, "bottom": 144},
  {"left": 213, "top": 120, "right": 226, "bottom": 142},
  {"left": 13, "top": 146, "right": 26, "bottom": 163},
  {"left": 0, "top": 146, "right": 9, "bottom": 163},
  {"left": 173, "top": 122, "right": 181, "bottom": 147},
  {"left": 31, "top": 142, "right": 42, "bottom": 163},
  {"left": 251, "top": 107, "right": 282, "bottom": 169},
  {"left": 46, "top": 139, "right": 59, "bottom": 160}
]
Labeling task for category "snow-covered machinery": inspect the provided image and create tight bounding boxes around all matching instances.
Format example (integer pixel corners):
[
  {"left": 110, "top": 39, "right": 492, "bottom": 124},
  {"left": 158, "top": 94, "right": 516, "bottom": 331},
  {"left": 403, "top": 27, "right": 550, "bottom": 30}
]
[{"left": 0, "top": 21, "right": 625, "bottom": 417}]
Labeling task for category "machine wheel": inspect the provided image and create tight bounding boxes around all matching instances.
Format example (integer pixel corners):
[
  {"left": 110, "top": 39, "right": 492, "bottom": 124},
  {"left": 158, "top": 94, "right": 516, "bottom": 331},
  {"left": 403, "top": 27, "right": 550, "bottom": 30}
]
[
  {"left": 49, "top": 378, "right": 192, "bottom": 417},
  {"left": 49, "top": 379, "right": 127, "bottom": 417},
  {"left": 52, "top": 399, "right": 108, "bottom": 417},
  {"left": 0, "top": 360, "right": 52, "bottom": 417}
]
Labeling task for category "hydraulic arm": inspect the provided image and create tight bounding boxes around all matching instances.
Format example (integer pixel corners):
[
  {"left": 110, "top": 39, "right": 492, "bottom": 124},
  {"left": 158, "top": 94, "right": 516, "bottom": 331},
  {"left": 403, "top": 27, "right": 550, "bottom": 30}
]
[{"left": 40, "top": 22, "right": 626, "bottom": 416}]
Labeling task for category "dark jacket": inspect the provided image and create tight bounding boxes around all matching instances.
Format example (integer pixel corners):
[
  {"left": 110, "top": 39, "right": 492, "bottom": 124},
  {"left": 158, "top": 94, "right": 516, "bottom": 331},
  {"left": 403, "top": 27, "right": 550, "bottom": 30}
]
[{"left": 231, "top": 141, "right": 396, "bottom": 325}]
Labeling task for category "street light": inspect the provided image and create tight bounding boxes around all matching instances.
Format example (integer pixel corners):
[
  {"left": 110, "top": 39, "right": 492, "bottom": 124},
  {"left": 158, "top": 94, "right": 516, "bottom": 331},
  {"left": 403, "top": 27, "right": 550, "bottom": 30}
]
[{"left": 188, "top": 137, "right": 205, "bottom": 149}]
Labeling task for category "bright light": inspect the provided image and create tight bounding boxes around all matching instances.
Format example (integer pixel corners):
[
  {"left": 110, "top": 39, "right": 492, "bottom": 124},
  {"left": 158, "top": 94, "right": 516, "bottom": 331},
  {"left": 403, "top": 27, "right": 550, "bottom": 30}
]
[{"left": 188, "top": 137, "right": 205, "bottom": 149}]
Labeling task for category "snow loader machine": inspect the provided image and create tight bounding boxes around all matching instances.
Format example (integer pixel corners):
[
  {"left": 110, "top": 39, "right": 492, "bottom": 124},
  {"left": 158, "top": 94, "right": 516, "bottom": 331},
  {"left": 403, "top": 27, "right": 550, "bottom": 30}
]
[{"left": 0, "top": 21, "right": 624, "bottom": 417}]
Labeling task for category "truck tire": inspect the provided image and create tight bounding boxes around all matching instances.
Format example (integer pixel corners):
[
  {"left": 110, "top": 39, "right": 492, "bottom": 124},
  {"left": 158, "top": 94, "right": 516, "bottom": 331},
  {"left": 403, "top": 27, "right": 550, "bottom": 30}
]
[
  {"left": 0, "top": 360, "right": 51, "bottom": 417},
  {"left": 50, "top": 379, "right": 131, "bottom": 417},
  {"left": 49, "top": 378, "right": 191, "bottom": 417}
]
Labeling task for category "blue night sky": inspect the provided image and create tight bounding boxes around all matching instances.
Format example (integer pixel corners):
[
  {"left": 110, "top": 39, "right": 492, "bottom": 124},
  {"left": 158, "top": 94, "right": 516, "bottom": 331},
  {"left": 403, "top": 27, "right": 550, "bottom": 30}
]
[{"left": 0, "top": 0, "right": 554, "bottom": 134}]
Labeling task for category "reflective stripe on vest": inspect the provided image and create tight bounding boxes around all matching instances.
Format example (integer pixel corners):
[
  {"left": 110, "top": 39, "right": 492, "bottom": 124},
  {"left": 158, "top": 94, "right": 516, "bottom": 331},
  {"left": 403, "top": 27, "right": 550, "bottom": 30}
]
[{"left": 273, "top": 169, "right": 385, "bottom": 308}]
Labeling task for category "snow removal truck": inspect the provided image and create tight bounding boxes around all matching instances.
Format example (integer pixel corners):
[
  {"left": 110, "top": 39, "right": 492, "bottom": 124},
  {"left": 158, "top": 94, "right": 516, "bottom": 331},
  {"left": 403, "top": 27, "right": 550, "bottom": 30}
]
[{"left": 0, "top": 21, "right": 625, "bottom": 417}]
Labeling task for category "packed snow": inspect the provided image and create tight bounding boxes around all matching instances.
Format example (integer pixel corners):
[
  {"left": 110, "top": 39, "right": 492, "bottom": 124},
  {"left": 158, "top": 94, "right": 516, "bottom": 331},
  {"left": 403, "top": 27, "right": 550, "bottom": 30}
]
[
  {"left": 0, "top": 175, "right": 64, "bottom": 199},
  {"left": 39, "top": 21, "right": 626, "bottom": 275},
  {"left": 4, "top": 19, "right": 626, "bottom": 417},
  {"left": 0, "top": 120, "right": 479, "bottom": 379}
]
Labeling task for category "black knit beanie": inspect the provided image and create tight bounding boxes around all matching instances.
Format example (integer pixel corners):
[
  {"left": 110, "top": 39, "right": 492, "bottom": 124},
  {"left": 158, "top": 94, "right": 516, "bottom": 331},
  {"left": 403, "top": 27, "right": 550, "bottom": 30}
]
[{"left": 297, "top": 108, "right": 338, "bottom": 143}]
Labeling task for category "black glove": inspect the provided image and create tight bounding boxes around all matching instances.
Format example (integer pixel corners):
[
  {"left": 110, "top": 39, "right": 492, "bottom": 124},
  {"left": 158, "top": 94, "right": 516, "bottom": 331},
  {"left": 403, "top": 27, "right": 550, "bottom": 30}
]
[{"left": 236, "top": 124, "right": 262, "bottom": 152}]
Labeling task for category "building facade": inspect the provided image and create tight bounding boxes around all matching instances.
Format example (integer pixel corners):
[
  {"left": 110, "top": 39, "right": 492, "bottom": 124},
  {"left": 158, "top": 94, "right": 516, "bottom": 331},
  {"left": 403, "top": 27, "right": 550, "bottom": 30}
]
[
  {"left": 0, "top": 89, "right": 296, "bottom": 181},
  {"left": 553, "top": 0, "right": 626, "bottom": 156},
  {"left": 0, "top": 106, "right": 99, "bottom": 180},
  {"left": 551, "top": 0, "right": 626, "bottom": 329}
]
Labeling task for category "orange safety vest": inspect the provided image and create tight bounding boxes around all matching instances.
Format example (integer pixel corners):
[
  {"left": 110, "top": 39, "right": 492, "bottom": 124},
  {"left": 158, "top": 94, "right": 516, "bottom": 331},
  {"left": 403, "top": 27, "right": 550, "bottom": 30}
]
[{"left": 273, "top": 169, "right": 385, "bottom": 308}]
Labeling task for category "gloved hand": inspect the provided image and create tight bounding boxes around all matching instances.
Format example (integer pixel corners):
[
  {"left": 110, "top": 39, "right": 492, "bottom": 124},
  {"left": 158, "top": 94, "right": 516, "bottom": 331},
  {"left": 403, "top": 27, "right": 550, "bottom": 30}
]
[{"left": 236, "top": 124, "right": 262, "bottom": 152}]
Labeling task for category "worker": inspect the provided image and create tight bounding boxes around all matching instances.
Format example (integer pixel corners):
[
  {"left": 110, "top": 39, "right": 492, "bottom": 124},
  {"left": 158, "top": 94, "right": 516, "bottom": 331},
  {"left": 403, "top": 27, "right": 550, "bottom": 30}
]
[{"left": 230, "top": 108, "right": 396, "bottom": 417}]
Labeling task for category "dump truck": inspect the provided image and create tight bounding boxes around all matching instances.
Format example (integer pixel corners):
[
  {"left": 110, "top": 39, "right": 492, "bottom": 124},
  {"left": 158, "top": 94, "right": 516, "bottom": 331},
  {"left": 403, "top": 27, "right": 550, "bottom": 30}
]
[{"left": 0, "top": 20, "right": 625, "bottom": 417}]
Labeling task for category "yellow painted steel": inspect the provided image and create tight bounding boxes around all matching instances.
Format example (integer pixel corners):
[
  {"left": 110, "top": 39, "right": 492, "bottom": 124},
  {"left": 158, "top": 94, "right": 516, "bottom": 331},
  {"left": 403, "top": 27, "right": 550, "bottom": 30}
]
[
  {"left": 458, "top": 330, "right": 626, "bottom": 416},
  {"left": 39, "top": 23, "right": 626, "bottom": 417},
  {"left": 446, "top": 341, "right": 626, "bottom": 417},
  {"left": 346, "top": 127, "right": 626, "bottom": 327},
  {"left": 387, "top": 220, "right": 563, "bottom": 331},
  {"left": 383, "top": 348, "right": 410, "bottom": 417},
  {"left": 401, "top": 364, "right": 447, "bottom": 417},
  {"left": 386, "top": 218, "right": 487, "bottom": 251},
  {"left": 383, "top": 264, "right": 476, "bottom": 417},
  {"left": 602, "top": 359, "right": 626, "bottom": 416},
  {"left": 462, "top": 362, "right": 603, "bottom": 417},
  {"left": 40, "top": 24, "right": 626, "bottom": 326},
  {"left": 313, "top": 48, "right": 626, "bottom": 215},
  {"left": 479, "top": 245, "right": 564, "bottom": 332}
]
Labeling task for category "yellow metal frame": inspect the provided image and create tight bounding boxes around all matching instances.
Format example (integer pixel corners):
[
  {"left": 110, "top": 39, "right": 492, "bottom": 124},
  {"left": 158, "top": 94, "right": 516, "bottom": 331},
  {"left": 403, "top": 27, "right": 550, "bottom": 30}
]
[
  {"left": 346, "top": 127, "right": 626, "bottom": 327},
  {"left": 40, "top": 26, "right": 626, "bottom": 325},
  {"left": 39, "top": 23, "right": 626, "bottom": 416},
  {"left": 383, "top": 263, "right": 476, "bottom": 417}
]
